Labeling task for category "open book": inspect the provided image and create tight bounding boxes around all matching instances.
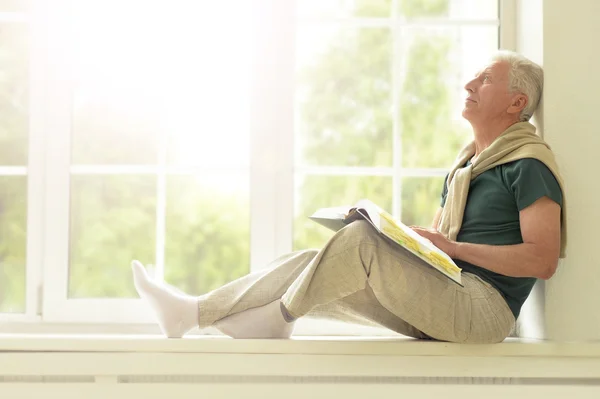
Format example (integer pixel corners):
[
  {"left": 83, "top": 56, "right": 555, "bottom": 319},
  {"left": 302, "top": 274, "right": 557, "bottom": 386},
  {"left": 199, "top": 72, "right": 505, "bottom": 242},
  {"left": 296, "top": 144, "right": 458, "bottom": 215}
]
[{"left": 309, "top": 199, "right": 462, "bottom": 286}]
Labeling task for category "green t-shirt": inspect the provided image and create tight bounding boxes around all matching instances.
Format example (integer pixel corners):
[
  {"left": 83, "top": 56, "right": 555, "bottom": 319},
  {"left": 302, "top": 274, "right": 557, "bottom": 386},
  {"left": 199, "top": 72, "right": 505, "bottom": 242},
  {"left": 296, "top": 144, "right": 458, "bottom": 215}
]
[{"left": 441, "top": 158, "right": 563, "bottom": 319}]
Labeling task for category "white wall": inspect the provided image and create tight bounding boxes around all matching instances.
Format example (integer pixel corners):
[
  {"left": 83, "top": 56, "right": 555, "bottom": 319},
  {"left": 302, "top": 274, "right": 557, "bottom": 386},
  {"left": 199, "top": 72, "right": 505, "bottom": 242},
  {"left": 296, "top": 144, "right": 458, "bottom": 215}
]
[{"left": 542, "top": 0, "right": 600, "bottom": 341}]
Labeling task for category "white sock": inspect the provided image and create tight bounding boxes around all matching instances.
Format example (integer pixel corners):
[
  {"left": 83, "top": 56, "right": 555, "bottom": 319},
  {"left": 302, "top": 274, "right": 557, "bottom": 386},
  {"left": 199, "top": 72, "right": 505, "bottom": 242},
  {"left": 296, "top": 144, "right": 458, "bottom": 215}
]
[
  {"left": 156, "top": 279, "right": 294, "bottom": 338},
  {"left": 131, "top": 260, "right": 198, "bottom": 338},
  {"left": 157, "top": 278, "right": 189, "bottom": 297},
  {"left": 214, "top": 300, "right": 295, "bottom": 339}
]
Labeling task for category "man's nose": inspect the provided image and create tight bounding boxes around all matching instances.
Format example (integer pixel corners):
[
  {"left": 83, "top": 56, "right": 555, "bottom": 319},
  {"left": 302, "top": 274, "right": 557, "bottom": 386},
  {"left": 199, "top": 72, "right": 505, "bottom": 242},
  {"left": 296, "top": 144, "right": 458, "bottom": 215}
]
[{"left": 464, "top": 78, "right": 477, "bottom": 93}]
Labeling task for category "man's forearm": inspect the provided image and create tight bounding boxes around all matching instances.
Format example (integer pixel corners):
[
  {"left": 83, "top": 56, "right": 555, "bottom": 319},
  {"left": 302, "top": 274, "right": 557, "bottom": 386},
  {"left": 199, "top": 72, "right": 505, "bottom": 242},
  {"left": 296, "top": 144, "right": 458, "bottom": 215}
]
[{"left": 453, "top": 241, "right": 556, "bottom": 280}]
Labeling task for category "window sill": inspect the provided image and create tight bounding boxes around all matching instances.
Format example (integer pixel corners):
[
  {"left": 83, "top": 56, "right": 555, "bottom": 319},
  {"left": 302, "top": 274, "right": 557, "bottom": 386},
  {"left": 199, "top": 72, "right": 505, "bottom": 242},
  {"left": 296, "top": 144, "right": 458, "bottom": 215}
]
[
  {"left": 0, "top": 317, "right": 395, "bottom": 336},
  {"left": 1, "top": 333, "right": 599, "bottom": 358}
]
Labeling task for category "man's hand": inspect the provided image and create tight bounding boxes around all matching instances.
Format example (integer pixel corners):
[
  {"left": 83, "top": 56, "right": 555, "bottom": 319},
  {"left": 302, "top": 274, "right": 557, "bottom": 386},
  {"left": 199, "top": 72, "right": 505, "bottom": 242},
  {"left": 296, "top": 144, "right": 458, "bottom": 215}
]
[{"left": 410, "top": 227, "right": 458, "bottom": 258}]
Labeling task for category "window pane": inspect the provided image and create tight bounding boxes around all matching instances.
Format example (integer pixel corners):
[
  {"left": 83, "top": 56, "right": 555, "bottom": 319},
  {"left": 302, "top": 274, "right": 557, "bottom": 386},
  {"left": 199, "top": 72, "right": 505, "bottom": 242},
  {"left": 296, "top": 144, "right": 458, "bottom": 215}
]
[
  {"left": 0, "top": 176, "right": 26, "bottom": 313},
  {"left": 0, "top": 22, "right": 28, "bottom": 166},
  {"left": 68, "top": 175, "right": 156, "bottom": 298},
  {"left": 70, "top": 6, "right": 161, "bottom": 165},
  {"left": 293, "top": 175, "right": 392, "bottom": 250},
  {"left": 164, "top": 173, "right": 249, "bottom": 295},
  {"left": 401, "top": 176, "right": 445, "bottom": 227},
  {"left": 297, "top": 0, "right": 392, "bottom": 18},
  {"left": 296, "top": 26, "right": 392, "bottom": 167},
  {"left": 71, "top": 1, "right": 252, "bottom": 167},
  {"left": 164, "top": 5, "right": 251, "bottom": 169},
  {"left": 398, "top": 0, "right": 498, "bottom": 19},
  {"left": 0, "top": 0, "right": 29, "bottom": 12},
  {"left": 72, "top": 92, "right": 161, "bottom": 165},
  {"left": 400, "top": 26, "right": 498, "bottom": 168}
]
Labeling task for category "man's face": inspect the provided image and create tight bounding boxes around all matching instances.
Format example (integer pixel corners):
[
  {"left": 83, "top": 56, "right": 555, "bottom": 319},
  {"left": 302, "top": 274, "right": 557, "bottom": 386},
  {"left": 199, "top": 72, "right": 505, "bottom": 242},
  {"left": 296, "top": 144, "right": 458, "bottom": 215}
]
[{"left": 462, "top": 60, "right": 516, "bottom": 123}]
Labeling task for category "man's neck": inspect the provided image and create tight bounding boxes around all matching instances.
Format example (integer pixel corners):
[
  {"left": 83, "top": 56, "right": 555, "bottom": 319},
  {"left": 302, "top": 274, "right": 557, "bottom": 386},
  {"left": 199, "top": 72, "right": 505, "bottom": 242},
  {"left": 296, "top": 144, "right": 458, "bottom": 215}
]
[{"left": 470, "top": 118, "right": 520, "bottom": 158}]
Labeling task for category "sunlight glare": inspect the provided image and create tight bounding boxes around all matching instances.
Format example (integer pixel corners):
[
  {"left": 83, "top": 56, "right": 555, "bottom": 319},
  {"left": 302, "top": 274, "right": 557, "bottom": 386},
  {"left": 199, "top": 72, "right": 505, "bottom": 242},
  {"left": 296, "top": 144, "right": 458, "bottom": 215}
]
[{"left": 70, "top": 0, "right": 252, "bottom": 168}]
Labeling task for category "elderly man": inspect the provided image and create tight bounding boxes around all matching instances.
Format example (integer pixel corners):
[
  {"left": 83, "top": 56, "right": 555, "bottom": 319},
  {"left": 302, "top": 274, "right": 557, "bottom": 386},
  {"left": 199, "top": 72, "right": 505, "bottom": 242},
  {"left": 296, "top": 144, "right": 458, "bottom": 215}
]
[{"left": 132, "top": 50, "right": 565, "bottom": 344}]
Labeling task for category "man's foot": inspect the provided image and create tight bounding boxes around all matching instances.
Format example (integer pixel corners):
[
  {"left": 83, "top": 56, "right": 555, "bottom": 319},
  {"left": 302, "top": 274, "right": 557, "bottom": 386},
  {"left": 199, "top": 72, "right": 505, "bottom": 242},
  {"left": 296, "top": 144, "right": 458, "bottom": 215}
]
[
  {"left": 131, "top": 260, "right": 198, "bottom": 338},
  {"left": 214, "top": 299, "right": 296, "bottom": 339}
]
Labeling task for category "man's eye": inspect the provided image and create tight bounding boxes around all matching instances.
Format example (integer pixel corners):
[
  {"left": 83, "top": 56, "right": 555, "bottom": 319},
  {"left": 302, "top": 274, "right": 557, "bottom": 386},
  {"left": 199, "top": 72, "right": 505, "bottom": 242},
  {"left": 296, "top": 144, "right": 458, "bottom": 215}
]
[{"left": 483, "top": 76, "right": 490, "bottom": 82}]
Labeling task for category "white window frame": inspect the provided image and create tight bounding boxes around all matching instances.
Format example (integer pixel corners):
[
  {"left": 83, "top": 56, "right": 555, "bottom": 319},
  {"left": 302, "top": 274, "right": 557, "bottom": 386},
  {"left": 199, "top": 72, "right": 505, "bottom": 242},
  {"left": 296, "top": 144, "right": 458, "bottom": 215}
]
[
  {"left": 0, "top": 4, "right": 44, "bottom": 324},
  {"left": 1, "top": 0, "right": 518, "bottom": 335}
]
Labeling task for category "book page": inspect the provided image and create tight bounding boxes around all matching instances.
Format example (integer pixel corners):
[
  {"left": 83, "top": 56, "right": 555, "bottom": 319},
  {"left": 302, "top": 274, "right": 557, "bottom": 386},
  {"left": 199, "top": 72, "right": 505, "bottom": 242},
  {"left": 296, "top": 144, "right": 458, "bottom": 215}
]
[
  {"left": 378, "top": 212, "right": 460, "bottom": 275},
  {"left": 309, "top": 205, "right": 354, "bottom": 232},
  {"left": 310, "top": 206, "right": 353, "bottom": 220}
]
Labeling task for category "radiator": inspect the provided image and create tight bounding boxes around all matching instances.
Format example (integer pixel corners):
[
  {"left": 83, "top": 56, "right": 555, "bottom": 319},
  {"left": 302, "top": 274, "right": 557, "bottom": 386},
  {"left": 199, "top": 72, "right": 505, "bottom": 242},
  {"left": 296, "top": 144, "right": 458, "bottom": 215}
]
[{"left": 1, "top": 337, "right": 600, "bottom": 399}]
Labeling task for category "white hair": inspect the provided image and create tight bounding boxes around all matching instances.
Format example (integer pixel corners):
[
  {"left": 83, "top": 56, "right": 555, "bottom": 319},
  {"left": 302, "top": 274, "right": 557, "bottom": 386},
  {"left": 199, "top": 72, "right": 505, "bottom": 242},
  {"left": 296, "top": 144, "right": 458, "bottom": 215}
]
[{"left": 490, "top": 50, "right": 544, "bottom": 122}]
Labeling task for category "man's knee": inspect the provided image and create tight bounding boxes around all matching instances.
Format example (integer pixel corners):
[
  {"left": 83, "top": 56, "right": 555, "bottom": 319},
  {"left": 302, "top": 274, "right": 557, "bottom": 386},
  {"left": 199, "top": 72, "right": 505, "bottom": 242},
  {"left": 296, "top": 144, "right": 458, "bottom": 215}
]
[
  {"left": 300, "top": 248, "right": 319, "bottom": 258},
  {"left": 336, "top": 220, "right": 380, "bottom": 248},
  {"left": 340, "top": 219, "right": 375, "bottom": 237}
]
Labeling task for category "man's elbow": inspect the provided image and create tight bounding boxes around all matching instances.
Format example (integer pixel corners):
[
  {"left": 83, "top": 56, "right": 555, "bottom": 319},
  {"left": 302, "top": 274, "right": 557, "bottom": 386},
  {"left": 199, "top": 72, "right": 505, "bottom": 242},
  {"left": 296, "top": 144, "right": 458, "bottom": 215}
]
[{"left": 538, "top": 259, "right": 558, "bottom": 280}]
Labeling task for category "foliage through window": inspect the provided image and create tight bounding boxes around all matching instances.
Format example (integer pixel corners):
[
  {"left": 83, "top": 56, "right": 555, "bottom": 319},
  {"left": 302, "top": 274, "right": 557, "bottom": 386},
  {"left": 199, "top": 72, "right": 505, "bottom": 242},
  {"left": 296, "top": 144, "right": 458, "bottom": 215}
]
[{"left": 293, "top": 0, "right": 498, "bottom": 250}]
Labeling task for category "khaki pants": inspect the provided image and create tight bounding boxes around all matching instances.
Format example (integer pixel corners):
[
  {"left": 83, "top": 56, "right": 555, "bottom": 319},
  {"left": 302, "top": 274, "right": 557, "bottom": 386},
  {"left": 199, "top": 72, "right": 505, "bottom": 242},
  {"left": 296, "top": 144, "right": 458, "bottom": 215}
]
[{"left": 197, "top": 220, "right": 515, "bottom": 343}]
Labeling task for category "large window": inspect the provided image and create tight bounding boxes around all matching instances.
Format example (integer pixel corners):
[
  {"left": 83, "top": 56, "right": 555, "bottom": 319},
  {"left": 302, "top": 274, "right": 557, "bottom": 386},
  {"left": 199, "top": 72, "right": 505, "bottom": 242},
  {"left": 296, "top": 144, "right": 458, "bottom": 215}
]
[{"left": 1, "top": 0, "right": 509, "bottom": 333}]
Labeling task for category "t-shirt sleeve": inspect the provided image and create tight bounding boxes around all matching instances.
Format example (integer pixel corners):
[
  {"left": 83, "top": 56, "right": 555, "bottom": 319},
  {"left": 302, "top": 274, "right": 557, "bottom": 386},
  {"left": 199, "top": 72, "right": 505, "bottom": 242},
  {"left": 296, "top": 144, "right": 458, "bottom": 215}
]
[
  {"left": 440, "top": 173, "right": 449, "bottom": 207},
  {"left": 503, "top": 158, "right": 563, "bottom": 211}
]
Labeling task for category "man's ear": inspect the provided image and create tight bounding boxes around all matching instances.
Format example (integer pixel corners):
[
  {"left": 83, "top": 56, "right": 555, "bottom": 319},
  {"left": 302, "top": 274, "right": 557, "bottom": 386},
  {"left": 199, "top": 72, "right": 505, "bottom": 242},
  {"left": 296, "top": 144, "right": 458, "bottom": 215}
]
[{"left": 508, "top": 93, "right": 528, "bottom": 115}]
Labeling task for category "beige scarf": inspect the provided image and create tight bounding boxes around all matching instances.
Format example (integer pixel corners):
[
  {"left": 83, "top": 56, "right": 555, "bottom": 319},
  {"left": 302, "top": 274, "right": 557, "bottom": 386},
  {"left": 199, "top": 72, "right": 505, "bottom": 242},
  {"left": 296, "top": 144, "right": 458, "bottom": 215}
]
[{"left": 438, "top": 121, "right": 567, "bottom": 258}]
